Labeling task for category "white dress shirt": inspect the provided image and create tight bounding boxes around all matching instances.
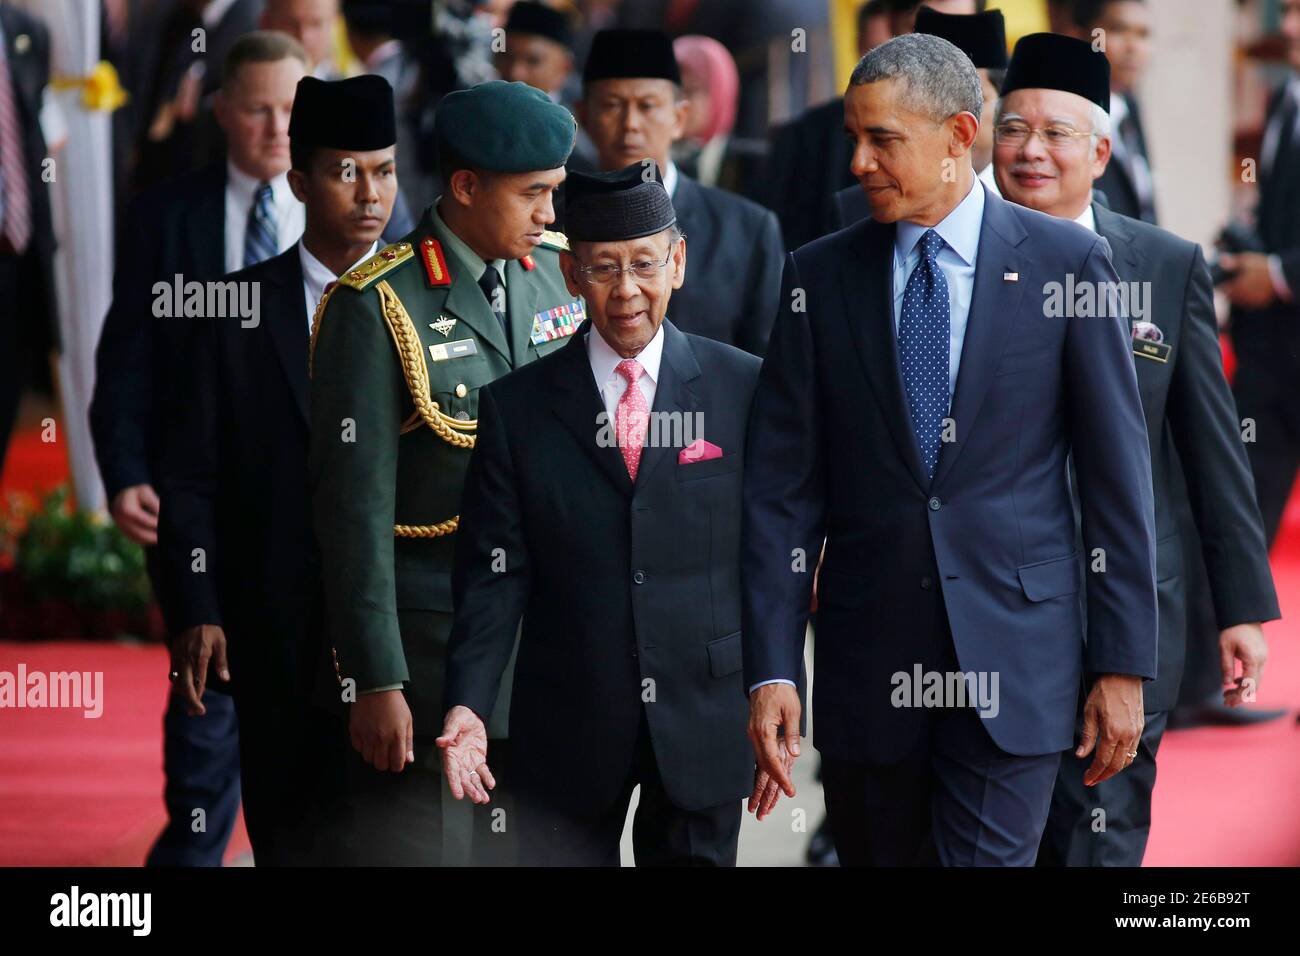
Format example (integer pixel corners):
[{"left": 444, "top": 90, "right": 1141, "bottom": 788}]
[
  {"left": 663, "top": 159, "right": 679, "bottom": 198},
  {"left": 224, "top": 160, "right": 305, "bottom": 275},
  {"left": 587, "top": 321, "right": 664, "bottom": 422},
  {"left": 299, "top": 240, "right": 378, "bottom": 332},
  {"left": 892, "top": 178, "right": 985, "bottom": 399},
  {"left": 1073, "top": 201, "right": 1097, "bottom": 234}
]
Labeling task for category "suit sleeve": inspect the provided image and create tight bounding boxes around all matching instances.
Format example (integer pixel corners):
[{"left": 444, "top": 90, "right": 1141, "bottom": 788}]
[
  {"left": 1167, "top": 245, "right": 1280, "bottom": 626},
  {"left": 737, "top": 208, "right": 786, "bottom": 357},
  {"left": 444, "top": 384, "right": 531, "bottom": 720},
  {"left": 740, "top": 252, "right": 824, "bottom": 689},
  {"left": 156, "top": 317, "right": 224, "bottom": 635},
  {"left": 90, "top": 196, "right": 156, "bottom": 500},
  {"left": 1064, "top": 237, "right": 1158, "bottom": 679},
  {"left": 309, "top": 286, "right": 408, "bottom": 692}
]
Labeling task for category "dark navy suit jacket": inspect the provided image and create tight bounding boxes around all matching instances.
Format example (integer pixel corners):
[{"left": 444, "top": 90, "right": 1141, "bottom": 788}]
[{"left": 741, "top": 184, "right": 1158, "bottom": 761}]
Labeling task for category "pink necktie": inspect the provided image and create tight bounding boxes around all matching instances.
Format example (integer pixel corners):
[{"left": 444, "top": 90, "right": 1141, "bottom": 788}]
[
  {"left": 0, "top": 48, "right": 31, "bottom": 254},
  {"left": 615, "top": 359, "right": 649, "bottom": 481}
]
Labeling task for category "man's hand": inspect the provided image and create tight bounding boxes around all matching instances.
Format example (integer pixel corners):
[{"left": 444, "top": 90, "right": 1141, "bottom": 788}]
[
  {"left": 170, "top": 624, "right": 229, "bottom": 716},
  {"left": 746, "top": 682, "right": 801, "bottom": 817},
  {"left": 1219, "top": 252, "right": 1278, "bottom": 310},
  {"left": 350, "top": 689, "right": 414, "bottom": 772},
  {"left": 1077, "top": 673, "right": 1144, "bottom": 787},
  {"left": 110, "top": 483, "right": 160, "bottom": 545},
  {"left": 437, "top": 706, "right": 495, "bottom": 804},
  {"left": 1219, "top": 623, "right": 1268, "bottom": 707}
]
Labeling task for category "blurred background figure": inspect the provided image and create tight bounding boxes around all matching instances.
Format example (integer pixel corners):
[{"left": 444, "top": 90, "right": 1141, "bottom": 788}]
[
  {"left": 672, "top": 34, "right": 751, "bottom": 190},
  {"left": 261, "top": 0, "right": 345, "bottom": 79},
  {"left": 1073, "top": 0, "right": 1158, "bottom": 223}
]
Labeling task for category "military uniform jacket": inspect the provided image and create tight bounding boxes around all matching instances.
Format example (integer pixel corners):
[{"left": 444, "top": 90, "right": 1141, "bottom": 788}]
[{"left": 308, "top": 206, "right": 580, "bottom": 731}]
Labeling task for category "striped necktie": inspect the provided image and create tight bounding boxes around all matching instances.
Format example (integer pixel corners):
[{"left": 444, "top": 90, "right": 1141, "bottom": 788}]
[
  {"left": 0, "top": 46, "right": 32, "bottom": 254},
  {"left": 243, "top": 181, "right": 278, "bottom": 267}
]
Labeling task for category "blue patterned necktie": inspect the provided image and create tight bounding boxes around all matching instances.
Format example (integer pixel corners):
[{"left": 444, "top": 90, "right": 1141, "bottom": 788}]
[
  {"left": 243, "top": 181, "right": 278, "bottom": 267},
  {"left": 898, "top": 228, "right": 950, "bottom": 479}
]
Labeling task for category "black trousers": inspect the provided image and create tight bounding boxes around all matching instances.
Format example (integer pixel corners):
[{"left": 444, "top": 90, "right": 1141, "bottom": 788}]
[
  {"left": 336, "top": 733, "right": 444, "bottom": 866},
  {"left": 1037, "top": 711, "right": 1169, "bottom": 867},
  {"left": 515, "top": 711, "right": 742, "bottom": 867},
  {"left": 1233, "top": 361, "right": 1299, "bottom": 548}
]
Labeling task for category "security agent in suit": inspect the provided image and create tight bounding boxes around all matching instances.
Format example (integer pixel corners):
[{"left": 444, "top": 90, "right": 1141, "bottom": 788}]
[
  {"left": 0, "top": 5, "right": 57, "bottom": 475},
  {"left": 987, "top": 34, "right": 1279, "bottom": 868},
  {"left": 576, "top": 29, "right": 783, "bottom": 356},
  {"left": 440, "top": 164, "right": 758, "bottom": 866},
  {"left": 742, "top": 33, "right": 1158, "bottom": 867},
  {"left": 308, "top": 80, "right": 579, "bottom": 865},
  {"left": 1219, "top": 0, "right": 1300, "bottom": 558},
  {"left": 90, "top": 32, "right": 319, "bottom": 868},
  {"left": 157, "top": 75, "right": 404, "bottom": 866}
]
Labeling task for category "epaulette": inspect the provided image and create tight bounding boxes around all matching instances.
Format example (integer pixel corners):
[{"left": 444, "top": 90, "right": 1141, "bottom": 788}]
[
  {"left": 337, "top": 241, "right": 414, "bottom": 290},
  {"left": 539, "top": 229, "right": 569, "bottom": 252}
]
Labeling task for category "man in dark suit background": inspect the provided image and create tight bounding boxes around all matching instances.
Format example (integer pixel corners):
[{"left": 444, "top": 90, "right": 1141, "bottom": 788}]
[
  {"left": 989, "top": 33, "right": 1278, "bottom": 867},
  {"left": 576, "top": 29, "right": 783, "bottom": 355},
  {"left": 742, "top": 32, "right": 1158, "bottom": 866},
  {"left": 92, "top": 30, "right": 315, "bottom": 867},
  {"left": 440, "top": 164, "right": 758, "bottom": 865},
  {"left": 1073, "top": 0, "right": 1158, "bottom": 224},
  {"left": 157, "top": 74, "right": 401, "bottom": 865},
  {"left": 0, "top": 3, "right": 57, "bottom": 475}
]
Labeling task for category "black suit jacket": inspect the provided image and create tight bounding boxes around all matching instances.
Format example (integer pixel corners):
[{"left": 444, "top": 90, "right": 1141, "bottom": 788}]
[
  {"left": 1232, "top": 84, "right": 1300, "bottom": 387},
  {"left": 743, "top": 187, "right": 1158, "bottom": 762},
  {"left": 763, "top": 97, "right": 855, "bottom": 252},
  {"left": 670, "top": 173, "right": 784, "bottom": 355},
  {"left": 1091, "top": 204, "right": 1279, "bottom": 711},
  {"left": 91, "top": 163, "right": 226, "bottom": 504},
  {"left": 446, "top": 321, "right": 760, "bottom": 815},
  {"left": 1, "top": 5, "right": 57, "bottom": 349},
  {"left": 1095, "top": 94, "right": 1157, "bottom": 224},
  {"left": 156, "top": 245, "right": 326, "bottom": 700}
]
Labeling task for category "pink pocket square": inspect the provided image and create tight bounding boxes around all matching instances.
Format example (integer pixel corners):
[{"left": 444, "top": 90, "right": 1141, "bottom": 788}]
[{"left": 679, "top": 439, "right": 723, "bottom": 464}]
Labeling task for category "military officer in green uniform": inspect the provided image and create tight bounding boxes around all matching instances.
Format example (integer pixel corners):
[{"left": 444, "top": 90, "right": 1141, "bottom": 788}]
[{"left": 308, "top": 80, "right": 580, "bottom": 865}]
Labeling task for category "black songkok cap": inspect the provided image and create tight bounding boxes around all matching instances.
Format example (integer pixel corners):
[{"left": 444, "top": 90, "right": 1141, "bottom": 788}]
[
  {"left": 583, "top": 29, "right": 681, "bottom": 87},
  {"left": 1001, "top": 32, "right": 1111, "bottom": 112},
  {"left": 564, "top": 162, "right": 677, "bottom": 242},
  {"left": 289, "top": 75, "right": 397, "bottom": 150},
  {"left": 914, "top": 7, "right": 1008, "bottom": 70},
  {"left": 505, "top": 2, "right": 573, "bottom": 49}
]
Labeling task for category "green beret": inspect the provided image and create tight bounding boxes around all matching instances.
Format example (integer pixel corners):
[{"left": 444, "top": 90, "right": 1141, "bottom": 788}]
[{"left": 435, "top": 80, "right": 576, "bottom": 173}]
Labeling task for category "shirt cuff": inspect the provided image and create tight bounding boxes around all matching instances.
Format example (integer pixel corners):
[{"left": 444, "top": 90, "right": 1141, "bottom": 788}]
[
  {"left": 360, "top": 683, "right": 403, "bottom": 694},
  {"left": 749, "top": 678, "right": 797, "bottom": 694},
  {"left": 1268, "top": 255, "right": 1293, "bottom": 302}
]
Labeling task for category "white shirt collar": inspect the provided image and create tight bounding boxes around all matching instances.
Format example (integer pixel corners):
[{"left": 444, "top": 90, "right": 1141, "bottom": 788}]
[
  {"left": 226, "top": 159, "right": 295, "bottom": 212},
  {"left": 299, "top": 239, "right": 379, "bottom": 325},
  {"left": 587, "top": 320, "right": 665, "bottom": 389},
  {"left": 1072, "top": 202, "right": 1097, "bottom": 233},
  {"left": 1109, "top": 92, "right": 1129, "bottom": 125},
  {"left": 895, "top": 177, "right": 984, "bottom": 268},
  {"left": 663, "top": 160, "right": 679, "bottom": 198}
]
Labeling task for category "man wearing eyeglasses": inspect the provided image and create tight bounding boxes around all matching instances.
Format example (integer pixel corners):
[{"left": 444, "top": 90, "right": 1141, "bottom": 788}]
[
  {"left": 990, "top": 34, "right": 1278, "bottom": 867},
  {"left": 308, "top": 79, "right": 578, "bottom": 865},
  {"left": 438, "top": 163, "right": 760, "bottom": 866}
]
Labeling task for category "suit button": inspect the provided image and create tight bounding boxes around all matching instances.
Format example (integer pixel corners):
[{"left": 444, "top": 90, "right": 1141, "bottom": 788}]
[
  {"left": 455, "top": 382, "right": 468, "bottom": 398},
  {"left": 921, "top": 576, "right": 933, "bottom": 590},
  {"left": 928, "top": 497, "right": 942, "bottom": 511},
  {"left": 633, "top": 570, "right": 646, "bottom": 585}
]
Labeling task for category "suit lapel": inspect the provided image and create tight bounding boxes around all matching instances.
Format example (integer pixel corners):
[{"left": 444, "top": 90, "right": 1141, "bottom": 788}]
[
  {"left": 262, "top": 246, "right": 310, "bottom": 427},
  {"left": 1092, "top": 203, "right": 1143, "bottom": 283},
  {"left": 841, "top": 219, "right": 929, "bottom": 491},
  {"left": 442, "top": 259, "right": 512, "bottom": 363},
  {"left": 633, "top": 322, "right": 701, "bottom": 487},
  {"left": 931, "top": 189, "right": 1028, "bottom": 491},
  {"left": 190, "top": 165, "right": 227, "bottom": 279},
  {"left": 551, "top": 330, "right": 633, "bottom": 496}
]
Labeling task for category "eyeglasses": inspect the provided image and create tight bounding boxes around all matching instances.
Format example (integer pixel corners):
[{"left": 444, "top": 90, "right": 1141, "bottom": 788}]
[
  {"left": 993, "top": 122, "right": 1095, "bottom": 149},
  {"left": 573, "top": 248, "right": 675, "bottom": 286}
]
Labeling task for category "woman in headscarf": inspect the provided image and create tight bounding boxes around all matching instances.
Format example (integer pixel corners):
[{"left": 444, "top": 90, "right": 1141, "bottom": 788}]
[{"left": 672, "top": 34, "right": 745, "bottom": 191}]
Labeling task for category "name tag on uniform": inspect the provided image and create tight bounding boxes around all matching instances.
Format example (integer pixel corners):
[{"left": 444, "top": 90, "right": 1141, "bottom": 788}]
[
  {"left": 530, "top": 299, "right": 586, "bottom": 345},
  {"left": 428, "top": 338, "right": 478, "bottom": 362},
  {"left": 1133, "top": 340, "right": 1171, "bottom": 363}
]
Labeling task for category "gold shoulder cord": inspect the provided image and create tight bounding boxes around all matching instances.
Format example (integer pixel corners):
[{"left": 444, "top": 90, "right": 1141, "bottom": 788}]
[
  {"left": 376, "top": 279, "right": 476, "bottom": 538},
  {"left": 307, "top": 284, "right": 337, "bottom": 379}
]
